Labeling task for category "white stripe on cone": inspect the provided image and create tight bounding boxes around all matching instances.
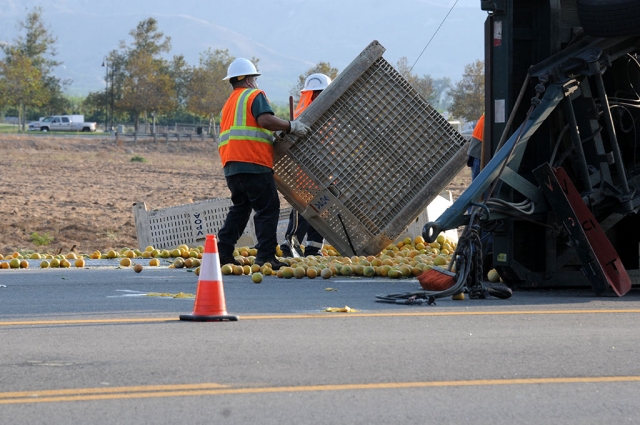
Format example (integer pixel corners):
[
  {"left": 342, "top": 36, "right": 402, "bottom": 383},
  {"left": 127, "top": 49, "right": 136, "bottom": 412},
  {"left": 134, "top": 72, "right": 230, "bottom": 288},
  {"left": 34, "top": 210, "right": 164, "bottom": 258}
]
[{"left": 200, "top": 252, "right": 222, "bottom": 281}]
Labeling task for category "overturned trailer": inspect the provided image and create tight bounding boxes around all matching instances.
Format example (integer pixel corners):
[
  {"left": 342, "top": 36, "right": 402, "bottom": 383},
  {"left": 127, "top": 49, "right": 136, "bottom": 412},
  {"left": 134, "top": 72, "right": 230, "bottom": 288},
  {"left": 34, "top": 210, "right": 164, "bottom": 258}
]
[{"left": 424, "top": 0, "right": 640, "bottom": 296}]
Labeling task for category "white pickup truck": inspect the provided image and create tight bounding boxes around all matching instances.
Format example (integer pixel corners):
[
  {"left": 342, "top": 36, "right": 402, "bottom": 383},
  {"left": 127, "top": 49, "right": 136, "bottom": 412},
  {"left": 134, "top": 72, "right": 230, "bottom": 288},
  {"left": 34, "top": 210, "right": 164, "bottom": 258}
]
[{"left": 28, "top": 115, "right": 97, "bottom": 132}]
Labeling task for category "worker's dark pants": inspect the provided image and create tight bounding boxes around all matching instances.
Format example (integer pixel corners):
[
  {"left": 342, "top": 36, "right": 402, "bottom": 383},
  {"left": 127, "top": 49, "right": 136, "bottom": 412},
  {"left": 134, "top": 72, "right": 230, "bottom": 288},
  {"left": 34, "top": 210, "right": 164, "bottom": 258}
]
[
  {"left": 469, "top": 157, "right": 481, "bottom": 181},
  {"left": 217, "top": 171, "right": 280, "bottom": 261},
  {"left": 284, "top": 211, "right": 323, "bottom": 252}
]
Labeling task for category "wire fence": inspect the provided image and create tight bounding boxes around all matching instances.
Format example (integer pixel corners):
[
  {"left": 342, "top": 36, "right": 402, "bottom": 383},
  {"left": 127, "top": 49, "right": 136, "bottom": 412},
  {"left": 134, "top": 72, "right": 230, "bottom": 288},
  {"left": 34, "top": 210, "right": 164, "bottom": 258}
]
[
  {"left": 112, "top": 122, "right": 219, "bottom": 135},
  {"left": 0, "top": 117, "right": 221, "bottom": 137},
  {"left": 0, "top": 117, "right": 19, "bottom": 125}
]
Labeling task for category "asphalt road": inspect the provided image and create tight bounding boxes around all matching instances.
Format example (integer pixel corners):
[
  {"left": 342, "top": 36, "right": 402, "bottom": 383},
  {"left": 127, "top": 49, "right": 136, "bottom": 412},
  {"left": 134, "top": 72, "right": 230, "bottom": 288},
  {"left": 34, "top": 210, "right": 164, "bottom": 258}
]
[{"left": 1, "top": 265, "right": 640, "bottom": 424}]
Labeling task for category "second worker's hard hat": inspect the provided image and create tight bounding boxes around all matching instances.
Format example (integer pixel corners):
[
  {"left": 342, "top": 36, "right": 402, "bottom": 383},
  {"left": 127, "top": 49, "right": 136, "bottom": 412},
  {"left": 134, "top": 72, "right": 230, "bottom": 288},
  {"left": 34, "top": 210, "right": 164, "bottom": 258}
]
[
  {"left": 223, "top": 58, "right": 261, "bottom": 81},
  {"left": 301, "top": 73, "right": 332, "bottom": 92}
]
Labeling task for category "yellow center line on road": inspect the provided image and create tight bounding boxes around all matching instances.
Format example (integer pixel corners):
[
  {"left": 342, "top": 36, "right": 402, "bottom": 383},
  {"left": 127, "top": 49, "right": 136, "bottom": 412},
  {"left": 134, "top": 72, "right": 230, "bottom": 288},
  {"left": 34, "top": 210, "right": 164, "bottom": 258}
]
[
  {"left": 0, "top": 317, "right": 178, "bottom": 326},
  {"left": 2, "top": 309, "right": 640, "bottom": 326},
  {"left": 2, "top": 376, "right": 640, "bottom": 405},
  {"left": 0, "top": 383, "right": 227, "bottom": 399}
]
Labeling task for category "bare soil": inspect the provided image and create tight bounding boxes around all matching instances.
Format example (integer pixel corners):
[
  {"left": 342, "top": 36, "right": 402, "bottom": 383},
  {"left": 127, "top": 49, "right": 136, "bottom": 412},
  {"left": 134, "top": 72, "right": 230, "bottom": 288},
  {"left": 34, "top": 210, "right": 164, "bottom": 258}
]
[{"left": 0, "top": 134, "right": 471, "bottom": 255}]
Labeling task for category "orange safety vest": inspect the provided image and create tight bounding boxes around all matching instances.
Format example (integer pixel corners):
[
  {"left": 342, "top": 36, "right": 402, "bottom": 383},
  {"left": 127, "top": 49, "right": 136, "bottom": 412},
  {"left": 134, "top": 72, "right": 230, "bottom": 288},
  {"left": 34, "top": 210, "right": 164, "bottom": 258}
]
[
  {"left": 293, "top": 90, "right": 315, "bottom": 119},
  {"left": 472, "top": 114, "right": 485, "bottom": 142},
  {"left": 218, "top": 88, "right": 274, "bottom": 168}
]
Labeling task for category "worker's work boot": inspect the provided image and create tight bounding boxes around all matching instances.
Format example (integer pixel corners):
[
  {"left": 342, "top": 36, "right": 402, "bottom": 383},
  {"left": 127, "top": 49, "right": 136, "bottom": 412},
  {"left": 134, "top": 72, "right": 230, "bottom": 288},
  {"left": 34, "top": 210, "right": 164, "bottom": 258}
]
[
  {"left": 219, "top": 254, "right": 242, "bottom": 266},
  {"left": 280, "top": 243, "right": 293, "bottom": 258},
  {"left": 255, "top": 257, "right": 288, "bottom": 271},
  {"left": 304, "top": 247, "right": 321, "bottom": 257}
]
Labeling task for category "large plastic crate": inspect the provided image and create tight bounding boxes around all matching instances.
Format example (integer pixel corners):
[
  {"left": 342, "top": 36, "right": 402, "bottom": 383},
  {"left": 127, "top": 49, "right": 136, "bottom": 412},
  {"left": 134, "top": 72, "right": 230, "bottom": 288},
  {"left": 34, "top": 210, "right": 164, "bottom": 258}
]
[
  {"left": 396, "top": 191, "right": 459, "bottom": 244},
  {"left": 272, "top": 40, "right": 468, "bottom": 257},
  {"left": 133, "top": 199, "right": 292, "bottom": 251}
]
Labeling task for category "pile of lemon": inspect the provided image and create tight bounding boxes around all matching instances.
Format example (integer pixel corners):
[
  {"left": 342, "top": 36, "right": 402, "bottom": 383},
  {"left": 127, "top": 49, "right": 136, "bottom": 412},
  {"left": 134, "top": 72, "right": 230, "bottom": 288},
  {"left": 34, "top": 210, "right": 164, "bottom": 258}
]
[
  {"left": 222, "top": 234, "right": 456, "bottom": 280},
  {"left": 0, "top": 234, "right": 459, "bottom": 281},
  {"left": 87, "top": 244, "right": 203, "bottom": 262},
  {"left": 0, "top": 255, "right": 30, "bottom": 269},
  {"left": 0, "top": 244, "right": 204, "bottom": 270}
]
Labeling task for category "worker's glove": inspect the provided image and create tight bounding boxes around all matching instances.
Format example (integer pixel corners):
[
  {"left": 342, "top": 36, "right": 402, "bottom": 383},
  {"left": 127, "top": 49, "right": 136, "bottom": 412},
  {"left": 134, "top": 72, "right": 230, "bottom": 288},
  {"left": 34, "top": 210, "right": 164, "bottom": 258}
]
[{"left": 289, "top": 120, "right": 310, "bottom": 137}]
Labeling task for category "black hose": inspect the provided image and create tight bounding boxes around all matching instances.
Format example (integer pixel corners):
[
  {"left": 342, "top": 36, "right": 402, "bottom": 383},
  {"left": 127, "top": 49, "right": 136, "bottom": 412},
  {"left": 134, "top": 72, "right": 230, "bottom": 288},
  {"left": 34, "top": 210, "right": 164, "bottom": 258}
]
[{"left": 376, "top": 207, "right": 511, "bottom": 304}]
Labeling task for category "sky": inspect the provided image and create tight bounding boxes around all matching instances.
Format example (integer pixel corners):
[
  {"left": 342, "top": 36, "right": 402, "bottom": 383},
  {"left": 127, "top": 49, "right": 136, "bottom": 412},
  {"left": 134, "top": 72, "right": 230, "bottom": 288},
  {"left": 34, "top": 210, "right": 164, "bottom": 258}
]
[{"left": 0, "top": 0, "right": 488, "bottom": 104}]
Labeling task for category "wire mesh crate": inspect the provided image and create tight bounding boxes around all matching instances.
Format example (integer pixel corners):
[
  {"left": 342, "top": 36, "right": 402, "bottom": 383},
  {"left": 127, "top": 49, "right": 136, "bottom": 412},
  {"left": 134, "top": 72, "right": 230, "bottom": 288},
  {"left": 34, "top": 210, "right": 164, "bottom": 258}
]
[
  {"left": 397, "top": 191, "right": 459, "bottom": 244},
  {"left": 273, "top": 40, "right": 468, "bottom": 256}
]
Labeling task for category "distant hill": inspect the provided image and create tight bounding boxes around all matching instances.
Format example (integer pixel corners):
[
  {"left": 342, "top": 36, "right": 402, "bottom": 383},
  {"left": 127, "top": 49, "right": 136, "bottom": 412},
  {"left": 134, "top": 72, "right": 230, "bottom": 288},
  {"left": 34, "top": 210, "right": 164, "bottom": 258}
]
[{"left": 0, "top": 0, "right": 487, "bottom": 104}]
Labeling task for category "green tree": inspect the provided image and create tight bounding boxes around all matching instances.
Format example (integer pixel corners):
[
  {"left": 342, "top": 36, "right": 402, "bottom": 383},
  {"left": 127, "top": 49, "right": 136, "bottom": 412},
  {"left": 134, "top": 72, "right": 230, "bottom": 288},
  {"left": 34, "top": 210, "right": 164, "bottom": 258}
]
[
  {"left": 448, "top": 59, "right": 485, "bottom": 121},
  {"left": 13, "top": 7, "right": 60, "bottom": 71},
  {"left": 39, "top": 93, "right": 74, "bottom": 117},
  {"left": 185, "top": 48, "right": 235, "bottom": 133},
  {"left": 270, "top": 102, "right": 293, "bottom": 120},
  {"left": 106, "top": 51, "right": 128, "bottom": 125},
  {"left": 0, "top": 49, "right": 47, "bottom": 128},
  {"left": 124, "top": 17, "right": 172, "bottom": 56},
  {"left": 114, "top": 17, "right": 176, "bottom": 130},
  {"left": 119, "top": 52, "right": 177, "bottom": 129},
  {"left": 290, "top": 62, "right": 339, "bottom": 102},
  {"left": 81, "top": 91, "right": 106, "bottom": 122},
  {"left": 431, "top": 77, "right": 452, "bottom": 112},
  {"left": 169, "top": 54, "right": 192, "bottom": 110},
  {"left": 396, "top": 57, "right": 436, "bottom": 104},
  {"left": 1, "top": 7, "right": 66, "bottom": 129}
]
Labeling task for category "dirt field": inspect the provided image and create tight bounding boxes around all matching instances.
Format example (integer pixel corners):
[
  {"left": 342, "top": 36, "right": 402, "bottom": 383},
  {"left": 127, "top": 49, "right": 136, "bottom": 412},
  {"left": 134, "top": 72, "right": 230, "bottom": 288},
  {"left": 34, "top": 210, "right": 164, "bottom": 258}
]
[{"left": 0, "top": 134, "right": 471, "bottom": 255}]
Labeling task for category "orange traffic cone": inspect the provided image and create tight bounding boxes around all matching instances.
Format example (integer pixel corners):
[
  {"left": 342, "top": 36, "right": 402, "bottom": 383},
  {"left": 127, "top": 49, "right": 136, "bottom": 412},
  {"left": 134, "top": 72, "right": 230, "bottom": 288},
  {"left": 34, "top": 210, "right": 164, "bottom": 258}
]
[{"left": 179, "top": 234, "right": 239, "bottom": 322}]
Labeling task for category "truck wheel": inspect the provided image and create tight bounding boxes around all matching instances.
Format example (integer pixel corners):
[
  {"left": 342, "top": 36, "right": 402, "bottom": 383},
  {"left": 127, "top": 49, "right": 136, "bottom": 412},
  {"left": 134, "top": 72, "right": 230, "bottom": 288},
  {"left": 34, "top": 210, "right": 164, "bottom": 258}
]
[
  {"left": 40, "top": 127, "right": 48, "bottom": 132},
  {"left": 577, "top": 0, "right": 640, "bottom": 37},
  {"left": 82, "top": 127, "right": 90, "bottom": 132}
]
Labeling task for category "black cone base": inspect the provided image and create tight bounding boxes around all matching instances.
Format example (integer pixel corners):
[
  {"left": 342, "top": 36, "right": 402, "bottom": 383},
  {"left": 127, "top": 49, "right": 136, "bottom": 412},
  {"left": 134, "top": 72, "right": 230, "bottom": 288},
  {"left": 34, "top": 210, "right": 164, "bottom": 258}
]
[{"left": 179, "top": 314, "right": 239, "bottom": 322}]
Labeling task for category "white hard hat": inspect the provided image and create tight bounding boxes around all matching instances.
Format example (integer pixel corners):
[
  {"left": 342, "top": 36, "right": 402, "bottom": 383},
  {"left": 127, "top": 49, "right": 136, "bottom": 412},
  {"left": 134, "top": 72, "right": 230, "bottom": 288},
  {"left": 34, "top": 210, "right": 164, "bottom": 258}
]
[
  {"left": 301, "top": 73, "right": 332, "bottom": 92},
  {"left": 223, "top": 58, "right": 261, "bottom": 81}
]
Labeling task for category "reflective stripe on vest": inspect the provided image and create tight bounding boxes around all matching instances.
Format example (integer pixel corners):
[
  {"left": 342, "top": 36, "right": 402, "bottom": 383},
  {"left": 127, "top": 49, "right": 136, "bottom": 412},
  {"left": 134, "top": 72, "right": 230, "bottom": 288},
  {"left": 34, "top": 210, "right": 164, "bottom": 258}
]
[{"left": 218, "top": 88, "right": 274, "bottom": 168}]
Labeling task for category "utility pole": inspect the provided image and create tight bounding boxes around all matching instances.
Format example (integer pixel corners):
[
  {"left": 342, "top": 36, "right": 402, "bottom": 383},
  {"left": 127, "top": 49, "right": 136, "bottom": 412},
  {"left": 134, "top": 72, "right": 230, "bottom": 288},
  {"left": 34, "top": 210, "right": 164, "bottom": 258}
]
[
  {"left": 110, "top": 64, "right": 115, "bottom": 131},
  {"left": 102, "top": 56, "right": 109, "bottom": 132}
]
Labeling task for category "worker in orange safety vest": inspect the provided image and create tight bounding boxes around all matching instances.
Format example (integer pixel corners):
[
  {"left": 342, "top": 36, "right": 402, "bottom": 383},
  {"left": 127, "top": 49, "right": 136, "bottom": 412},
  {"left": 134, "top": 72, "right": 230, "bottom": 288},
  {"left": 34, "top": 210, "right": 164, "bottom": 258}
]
[
  {"left": 280, "top": 73, "right": 332, "bottom": 258},
  {"left": 467, "top": 113, "right": 493, "bottom": 269},
  {"left": 216, "top": 58, "right": 310, "bottom": 270},
  {"left": 467, "top": 113, "right": 484, "bottom": 180}
]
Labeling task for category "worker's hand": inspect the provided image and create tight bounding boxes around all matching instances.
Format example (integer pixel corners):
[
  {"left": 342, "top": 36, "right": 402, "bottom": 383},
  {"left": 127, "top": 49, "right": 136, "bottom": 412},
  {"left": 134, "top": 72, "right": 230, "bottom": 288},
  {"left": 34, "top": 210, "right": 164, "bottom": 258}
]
[{"left": 289, "top": 120, "right": 310, "bottom": 137}]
